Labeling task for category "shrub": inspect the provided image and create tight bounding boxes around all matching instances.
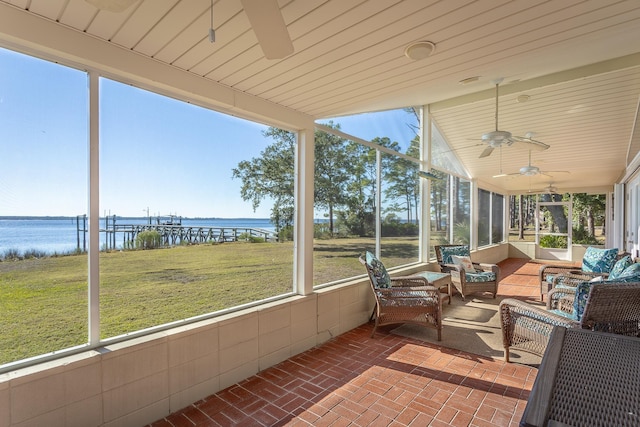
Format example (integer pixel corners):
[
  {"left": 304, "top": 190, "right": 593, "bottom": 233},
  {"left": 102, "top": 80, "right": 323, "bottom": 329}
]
[
  {"left": 1, "top": 248, "right": 21, "bottom": 261},
  {"left": 239, "top": 232, "right": 265, "bottom": 243},
  {"left": 22, "top": 249, "right": 47, "bottom": 259},
  {"left": 278, "top": 225, "right": 294, "bottom": 242},
  {"left": 572, "top": 226, "right": 601, "bottom": 245},
  {"left": 539, "top": 235, "right": 567, "bottom": 248},
  {"left": 135, "top": 230, "right": 163, "bottom": 249}
]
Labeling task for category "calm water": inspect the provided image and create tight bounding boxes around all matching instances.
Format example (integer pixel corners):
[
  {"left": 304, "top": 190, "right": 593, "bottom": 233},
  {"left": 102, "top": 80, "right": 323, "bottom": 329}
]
[{"left": 0, "top": 217, "right": 275, "bottom": 255}]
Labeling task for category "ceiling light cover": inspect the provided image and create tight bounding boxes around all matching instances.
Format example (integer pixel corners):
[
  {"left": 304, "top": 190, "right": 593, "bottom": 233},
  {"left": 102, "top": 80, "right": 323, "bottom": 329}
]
[
  {"left": 519, "top": 165, "right": 540, "bottom": 176},
  {"left": 482, "top": 130, "right": 512, "bottom": 147},
  {"left": 405, "top": 41, "right": 436, "bottom": 60}
]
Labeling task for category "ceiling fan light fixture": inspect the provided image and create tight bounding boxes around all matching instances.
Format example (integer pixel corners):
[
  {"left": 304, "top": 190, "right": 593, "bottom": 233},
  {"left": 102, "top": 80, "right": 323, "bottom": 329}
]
[
  {"left": 405, "top": 41, "right": 436, "bottom": 60},
  {"left": 519, "top": 165, "right": 540, "bottom": 176},
  {"left": 482, "top": 130, "right": 512, "bottom": 147}
]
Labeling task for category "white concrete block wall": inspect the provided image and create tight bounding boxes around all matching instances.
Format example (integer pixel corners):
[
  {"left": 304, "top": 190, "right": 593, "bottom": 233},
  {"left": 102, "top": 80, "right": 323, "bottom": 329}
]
[
  {"left": 0, "top": 380, "right": 8, "bottom": 427},
  {"left": 0, "top": 279, "right": 381, "bottom": 427}
]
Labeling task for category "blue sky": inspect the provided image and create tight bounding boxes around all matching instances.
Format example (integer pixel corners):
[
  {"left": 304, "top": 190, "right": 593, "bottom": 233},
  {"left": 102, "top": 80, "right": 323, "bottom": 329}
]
[{"left": 0, "top": 47, "right": 417, "bottom": 218}]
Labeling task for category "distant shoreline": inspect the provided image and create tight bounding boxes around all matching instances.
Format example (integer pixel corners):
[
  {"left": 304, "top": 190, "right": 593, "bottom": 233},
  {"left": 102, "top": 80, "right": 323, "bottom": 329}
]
[{"left": 0, "top": 216, "right": 272, "bottom": 221}]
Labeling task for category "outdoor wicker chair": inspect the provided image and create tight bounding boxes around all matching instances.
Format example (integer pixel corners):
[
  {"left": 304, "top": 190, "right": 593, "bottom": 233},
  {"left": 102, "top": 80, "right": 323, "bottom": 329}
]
[
  {"left": 359, "top": 252, "right": 444, "bottom": 340},
  {"left": 538, "top": 247, "right": 623, "bottom": 300},
  {"left": 499, "top": 281, "right": 640, "bottom": 362},
  {"left": 547, "top": 255, "right": 639, "bottom": 293},
  {"left": 434, "top": 245, "right": 500, "bottom": 300}
]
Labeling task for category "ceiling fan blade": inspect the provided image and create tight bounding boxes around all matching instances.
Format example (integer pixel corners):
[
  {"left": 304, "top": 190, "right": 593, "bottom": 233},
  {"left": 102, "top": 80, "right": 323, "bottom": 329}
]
[
  {"left": 493, "top": 172, "right": 521, "bottom": 178},
  {"left": 479, "top": 146, "right": 494, "bottom": 158},
  {"left": 540, "top": 170, "right": 569, "bottom": 177},
  {"left": 512, "top": 136, "right": 550, "bottom": 151},
  {"left": 241, "top": 0, "right": 293, "bottom": 59}
]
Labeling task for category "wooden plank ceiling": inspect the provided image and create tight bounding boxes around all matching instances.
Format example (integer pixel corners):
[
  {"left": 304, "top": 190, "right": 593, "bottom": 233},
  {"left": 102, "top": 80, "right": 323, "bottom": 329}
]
[{"left": 1, "top": 0, "right": 640, "bottom": 193}]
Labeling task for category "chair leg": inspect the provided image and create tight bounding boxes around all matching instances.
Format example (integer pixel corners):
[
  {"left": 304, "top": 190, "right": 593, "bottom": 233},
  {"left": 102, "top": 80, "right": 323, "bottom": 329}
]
[
  {"left": 504, "top": 347, "right": 510, "bottom": 363},
  {"left": 370, "top": 319, "right": 379, "bottom": 338}
]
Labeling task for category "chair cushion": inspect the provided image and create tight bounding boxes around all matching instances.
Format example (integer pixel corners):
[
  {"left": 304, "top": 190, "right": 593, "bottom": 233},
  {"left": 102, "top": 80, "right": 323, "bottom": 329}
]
[
  {"left": 439, "top": 245, "right": 470, "bottom": 264},
  {"left": 548, "top": 309, "right": 579, "bottom": 321},
  {"left": 451, "top": 255, "right": 476, "bottom": 273},
  {"left": 581, "top": 247, "right": 618, "bottom": 273},
  {"left": 365, "top": 251, "right": 391, "bottom": 289},
  {"left": 608, "top": 255, "right": 633, "bottom": 279},
  {"left": 465, "top": 271, "right": 496, "bottom": 282}
]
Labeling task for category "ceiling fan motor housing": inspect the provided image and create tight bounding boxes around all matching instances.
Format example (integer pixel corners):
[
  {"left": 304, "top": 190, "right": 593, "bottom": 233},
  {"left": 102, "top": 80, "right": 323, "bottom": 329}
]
[
  {"left": 482, "top": 130, "right": 512, "bottom": 147},
  {"left": 519, "top": 165, "right": 540, "bottom": 176}
]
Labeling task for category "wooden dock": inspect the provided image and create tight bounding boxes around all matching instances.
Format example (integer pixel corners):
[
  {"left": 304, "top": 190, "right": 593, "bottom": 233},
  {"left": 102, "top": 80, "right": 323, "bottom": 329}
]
[
  {"left": 109, "top": 224, "right": 277, "bottom": 250},
  {"left": 76, "top": 215, "right": 278, "bottom": 251}
]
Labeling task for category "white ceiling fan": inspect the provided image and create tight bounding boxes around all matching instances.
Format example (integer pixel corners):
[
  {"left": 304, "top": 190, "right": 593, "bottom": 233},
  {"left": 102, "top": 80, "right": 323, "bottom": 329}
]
[
  {"left": 85, "top": 0, "right": 293, "bottom": 59},
  {"left": 493, "top": 150, "right": 569, "bottom": 178},
  {"left": 479, "top": 78, "right": 551, "bottom": 158},
  {"left": 528, "top": 183, "right": 560, "bottom": 195}
]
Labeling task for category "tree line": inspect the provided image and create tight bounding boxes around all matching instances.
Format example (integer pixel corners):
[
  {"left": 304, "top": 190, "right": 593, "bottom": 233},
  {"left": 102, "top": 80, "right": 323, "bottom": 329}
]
[
  {"left": 231, "top": 122, "right": 422, "bottom": 240},
  {"left": 509, "top": 193, "right": 606, "bottom": 245}
]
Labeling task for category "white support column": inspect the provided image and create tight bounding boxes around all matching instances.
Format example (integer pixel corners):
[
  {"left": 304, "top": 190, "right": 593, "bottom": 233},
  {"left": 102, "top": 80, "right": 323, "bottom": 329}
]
[
  {"left": 470, "top": 180, "right": 478, "bottom": 250},
  {"left": 88, "top": 72, "right": 100, "bottom": 345},
  {"left": 295, "top": 126, "right": 315, "bottom": 295},
  {"left": 612, "top": 184, "right": 625, "bottom": 250},
  {"left": 375, "top": 150, "right": 382, "bottom": 257},
  {"left": 419, "top": 106, "right": 432, "bottom": 262}
]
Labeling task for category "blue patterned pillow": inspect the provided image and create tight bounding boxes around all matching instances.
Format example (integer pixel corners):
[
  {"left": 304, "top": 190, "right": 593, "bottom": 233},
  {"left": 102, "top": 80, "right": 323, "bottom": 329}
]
[
  {"left": 608, "top": 255, "right": 632, "bottom": 280},
  {"left": 365, "top": 251, "right": 391, "bottom": 289},
  {"left": 439, "top": 245, "right": 470, "bottom": 264},
  {"left": 572, "top": 281, "right": 593, "bottom": 321},
  {"left": 617, "top": 262, "right": 640, "bottom": 280},
  {"left": 582, "top": 247, "right": 618, "bottom": 273}
]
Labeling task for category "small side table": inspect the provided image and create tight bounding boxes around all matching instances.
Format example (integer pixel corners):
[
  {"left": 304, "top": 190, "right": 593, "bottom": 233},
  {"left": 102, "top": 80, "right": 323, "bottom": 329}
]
[{"left": 415, "top": 271, "right": 452, "bottom": 304}]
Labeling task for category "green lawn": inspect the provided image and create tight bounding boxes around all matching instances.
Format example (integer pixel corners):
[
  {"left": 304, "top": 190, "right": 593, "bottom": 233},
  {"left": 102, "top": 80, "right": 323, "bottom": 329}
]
[{"left": 0, "top": 238, "right": 419, "bottom": 365}]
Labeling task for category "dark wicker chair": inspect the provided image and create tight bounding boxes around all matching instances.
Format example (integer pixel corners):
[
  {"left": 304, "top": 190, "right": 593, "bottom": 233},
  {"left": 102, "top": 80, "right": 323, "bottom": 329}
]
[
  {"left": 540, "top": 253, "right": 637, "bottom": 301},
  {"left": 538, "top": 248, "right": 626, "bottom": 300},
  {"left": 434, "top": 244, "right": 499, "bottom": 300},
  {"left": 359, "top": 253, "right": 444, "bottom": 340},
  {"left": 499, "top": 281, "right": 640, "bottom": 362}
]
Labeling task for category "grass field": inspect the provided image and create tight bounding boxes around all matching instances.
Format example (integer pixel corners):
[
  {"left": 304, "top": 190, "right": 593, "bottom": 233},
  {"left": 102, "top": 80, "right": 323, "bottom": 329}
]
[{"left": 0, "top": 237, "right": 419, "bottom": 365}]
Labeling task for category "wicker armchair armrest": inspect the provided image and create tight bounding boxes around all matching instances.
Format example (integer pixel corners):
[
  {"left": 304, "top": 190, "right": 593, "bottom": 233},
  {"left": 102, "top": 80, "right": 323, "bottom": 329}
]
[
  {"left": 500, "top": 298, "right": 578, "bottom": 328},
  {"left": 438, "top": 263, "right": 457, "bottom": 274},
  {"left": 499, "top": 298, "right": 578, "bottom": 361},
  {"left": 376, "top": 285, "right": 441, "bottom": 301},
  {"left": 476, "top": 263, "right": 500, "bottom": 275},
  {"left": 550, "top": 272, "right": 604, "bottom": 287},
  {"left": 547, "top": 286, "right": 577, "bottom": 310},
  {"left": 443, "top": 263, "right": 464, "bottom": 280},
  {"left": 390, "top": 276, "right": 430, "bottom": 287},
  {"left": 539, "top": 264, "right": 579, "bottom": 283}
]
